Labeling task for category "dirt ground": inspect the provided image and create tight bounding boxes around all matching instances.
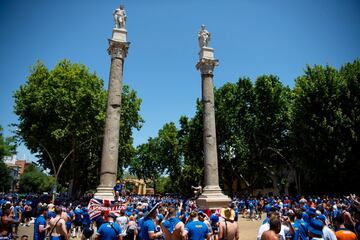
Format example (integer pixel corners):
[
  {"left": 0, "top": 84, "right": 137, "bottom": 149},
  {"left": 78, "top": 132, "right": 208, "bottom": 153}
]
[{"left": 18, "top": 216, "right": 263, "bottom": 240}]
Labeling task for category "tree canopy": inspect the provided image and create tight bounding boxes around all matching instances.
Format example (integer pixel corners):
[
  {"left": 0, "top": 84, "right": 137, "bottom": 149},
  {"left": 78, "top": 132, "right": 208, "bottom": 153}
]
[
  {"left": 14, "top": 60, "right": 143, "bottom": 197},
  {"left": 0, "top": 125, "right": 16, "bottom": 192},
  {"left": 19, "top": 164, "right": 55, "bottom": 193},
  {"left": 129, "top": 59, "right": 360, "bottom": 196}
]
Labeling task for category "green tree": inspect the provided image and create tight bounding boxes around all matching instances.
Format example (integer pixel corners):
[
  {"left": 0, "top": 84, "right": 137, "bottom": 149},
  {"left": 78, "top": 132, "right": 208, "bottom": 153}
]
[
  {"left": 129, "top": 137, "right": 163, "bottom": 192},
  {"left": 0, "top": 125, "right": 16, "bottom": 192},
  {"left": 338, "top": 60, "right": 360, "bottom": 189},
  {"left": 19, "top": 164, "right": 55, "bottom": 193},
  {"left": 215, "top": 81, "right": 250, "bottom": 195},
  {"left": 251, "top": 75, "right": 293, "bottom": 194},
  {"left": 14, "top": 60, "right": 143, "bottom": 197},
  {"left": 157, "top": 123, "right": 181, "bottom": 183},
  {"left": 291, "top": 65, "right": 345, "bottom": 193},
  {"left": 291, "top": 61, "right": 360, "bottom": 194},
  {"left": 176, "top": 108, "right": 205, "bottom": 196},
  {"left": 130, "top": 123, "right": 180, "bottom": 192}
]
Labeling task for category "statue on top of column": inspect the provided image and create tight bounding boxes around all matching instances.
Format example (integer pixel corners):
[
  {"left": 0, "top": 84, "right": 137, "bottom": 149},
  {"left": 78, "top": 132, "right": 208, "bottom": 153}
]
[
  {"left": 198, "top": 25, "right": 211, "bottom": 49},
  {"left": 113, "top": 5, "right": 127, "bottom": 29}
]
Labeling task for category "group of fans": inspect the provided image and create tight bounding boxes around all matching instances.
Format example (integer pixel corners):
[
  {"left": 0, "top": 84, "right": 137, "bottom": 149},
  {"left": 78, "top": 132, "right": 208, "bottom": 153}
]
[
  {"left": 1, "top": 191, "right": 360, "bottom": 240},
  {"left": 255, "top": 194, "right": 360, "bottom": 240}
]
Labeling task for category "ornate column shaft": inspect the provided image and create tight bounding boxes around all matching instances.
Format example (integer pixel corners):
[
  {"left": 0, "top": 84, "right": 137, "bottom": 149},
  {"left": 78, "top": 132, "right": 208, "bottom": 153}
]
[
  {"left": 196, "top": 26, "right": 231, "bottom": 209},
  {"left": 199, "top": 59, "right": 219, "bottom": 188},
  {"left": 95, "top": 24, "right": 129, "bottom": 200}
]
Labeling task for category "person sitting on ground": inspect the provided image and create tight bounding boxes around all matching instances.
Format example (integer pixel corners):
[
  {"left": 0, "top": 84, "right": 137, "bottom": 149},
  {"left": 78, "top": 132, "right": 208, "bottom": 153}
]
[
  {"left": 261, "top": 216, "right": 281, "bottom": 240},
  {"left": 114, "top": 180, "right": 124, "bottom": 201}
]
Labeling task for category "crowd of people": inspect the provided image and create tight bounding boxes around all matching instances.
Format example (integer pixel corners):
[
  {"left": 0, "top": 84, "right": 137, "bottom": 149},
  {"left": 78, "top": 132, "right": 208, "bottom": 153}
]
[{"left": 1, "top": 191, "right": 360, "bottom": 240}]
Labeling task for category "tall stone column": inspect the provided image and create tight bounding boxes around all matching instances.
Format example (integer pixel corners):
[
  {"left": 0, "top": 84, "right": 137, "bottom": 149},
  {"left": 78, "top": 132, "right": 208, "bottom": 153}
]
[
  {"left": 95, "top": 19, "right": 129, "bottom": 200},
  {"left": 196, "top": 26, "right": 231, "bottom": 209}
]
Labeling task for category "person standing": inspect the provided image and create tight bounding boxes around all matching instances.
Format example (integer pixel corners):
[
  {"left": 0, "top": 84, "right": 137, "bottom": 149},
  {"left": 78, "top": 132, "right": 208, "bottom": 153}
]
[
  {"left": 1, "top": 205, "right": 19, "bottom": 239},
  {"left": 334, "top": 215, "right": 357, "bottom": 240},
  {"left": 73, "top": 205, "right": 83, "bottom": 238},
  {"left": 116, "top": 210, "right": 129, "bottom": 236},
  {"left": 183, "top": 211, "right": 210, "bottom": 240},
  {"left": 140, "top": 204, "right": 162, "bottom": 240},
  {"left": 291, "top": 209, "right": 308, "bottom": 240},
  {"left": 161, "top": 206, "right": 185, "bottom": 240},
  {"left": 48, "top": 206, "right": 68, "bottom": 240},
  {"left": 316, "top": 214, "right": 336, "bottom": 240},
  {"left": 307, "top": 219, "right": 325, "bottom": 240},
  {"left": 96, "top": 213, "right": 123, "bottom": 240},
  {"left": 33, "top": 206, "right": 48, "bottom": 240},
  {"left": 261, "top": 216, "right": 281, "bottom": 240},
  {"left": 12, "top": 201, "right": 23, "bottom": 237},
  {"left": 219, "top": 209, "right": 239, "bottom": 240}
]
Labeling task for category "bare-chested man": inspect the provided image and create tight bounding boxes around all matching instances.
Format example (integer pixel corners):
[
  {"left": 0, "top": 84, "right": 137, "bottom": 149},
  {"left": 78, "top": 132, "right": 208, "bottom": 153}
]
[
  {"left": 219, "top": 208, "right": 239, "bottom": 240},
  {"left": 161, "top": 206, "right": 185, "bottom": 240},
  {"left": 48, "top": 206, "right": 68, "bottom": 240},
  {"left": 261, "top": 216, "right": 281, "bottom": 240}
]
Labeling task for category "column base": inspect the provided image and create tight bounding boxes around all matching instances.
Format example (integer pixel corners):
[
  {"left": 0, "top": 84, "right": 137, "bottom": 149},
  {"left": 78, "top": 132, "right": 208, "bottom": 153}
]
[
  {"left": 196, "top": 185, "right": 231, "bottom": 209},
  {"left": 94, "top": 186, "right": 115, "bottom": 201}
]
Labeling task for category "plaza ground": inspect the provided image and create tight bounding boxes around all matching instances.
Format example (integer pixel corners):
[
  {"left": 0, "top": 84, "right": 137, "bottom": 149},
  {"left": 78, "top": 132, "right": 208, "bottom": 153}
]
[{"left": 18, "top": 215, "right": 263, "bottom": 240}]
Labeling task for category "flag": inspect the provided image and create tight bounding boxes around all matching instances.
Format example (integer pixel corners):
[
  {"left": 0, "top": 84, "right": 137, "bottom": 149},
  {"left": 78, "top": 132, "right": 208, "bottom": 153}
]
[{"left": 87, "top": 198, "right": 121, "bottom": 220}]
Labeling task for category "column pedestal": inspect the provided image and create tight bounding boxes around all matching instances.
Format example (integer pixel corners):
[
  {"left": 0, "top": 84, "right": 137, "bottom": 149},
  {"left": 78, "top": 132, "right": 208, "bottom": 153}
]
[{"left": 197, "top": 186, "right": 232, "bottom": 209}]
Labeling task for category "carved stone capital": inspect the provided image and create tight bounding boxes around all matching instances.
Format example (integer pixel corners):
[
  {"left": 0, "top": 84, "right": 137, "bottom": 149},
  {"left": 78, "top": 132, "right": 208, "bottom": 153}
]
[
  {"left": 108, "top": 40, "right": 130, "bottom": 59},
  {"left": 196, "top": 58, "right": 219, "bottom": 75}
]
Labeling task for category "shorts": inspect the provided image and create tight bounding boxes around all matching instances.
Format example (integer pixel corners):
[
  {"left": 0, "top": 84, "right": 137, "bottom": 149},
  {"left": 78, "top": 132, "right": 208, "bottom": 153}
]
[
  {"left": 74, "top": 221, "right": 83, "bottom": 227},
  {"left": 24, "top": 211, "right": 31, "bottom": 219},
  {"left": 50, "top": 236, "right": 66, "bottom": 240}
]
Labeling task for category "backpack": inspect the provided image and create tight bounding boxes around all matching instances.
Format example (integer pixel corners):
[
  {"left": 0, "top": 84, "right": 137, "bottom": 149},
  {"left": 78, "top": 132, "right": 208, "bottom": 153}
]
[{"left": 124, "top": 222, "right": 136, "bottom": 240}]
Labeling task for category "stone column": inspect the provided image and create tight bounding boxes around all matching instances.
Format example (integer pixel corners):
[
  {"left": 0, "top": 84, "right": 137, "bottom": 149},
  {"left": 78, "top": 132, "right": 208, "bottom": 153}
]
[
  {"left": 95, "top": 27, "right": 129, "bottom": 200},
  {"left": 196, "top": 44, "right": 231, "bottom": 209}
]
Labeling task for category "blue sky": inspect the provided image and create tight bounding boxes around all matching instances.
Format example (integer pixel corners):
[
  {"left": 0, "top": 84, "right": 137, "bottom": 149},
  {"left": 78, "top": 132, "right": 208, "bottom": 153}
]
[{"left": 1, "top": 0, "right": 360, "bottom": 162}]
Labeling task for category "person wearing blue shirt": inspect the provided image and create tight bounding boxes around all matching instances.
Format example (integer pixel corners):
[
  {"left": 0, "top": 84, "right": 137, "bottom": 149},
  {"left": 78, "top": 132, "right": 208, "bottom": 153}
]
[
  {"left": 96, "top": 213, "right": 122, "bottom": 240},
  {"left": 12, "top": 202, "right": 23, "bottom": 236},
  {"left": 137, "top": 215, "right": 145, "bottom": 239},
  {"left": 184, "top": 211, "right": 210, "bottom": 240},
  {"left": 161, "top": 206, "right": 185, "bottom": 240},
  {"left": 113, "top": 180, "right": 124, "bottom": 201},
  {"left": 66, "top": 208, "right": 73, "bottom": 232},
  {"left": 140, "top": 204, "right": 162, "bottom": 240},
  {"left": 82, "top": 208, "right": 91, "bottom": 227},
  {"left": 33, "top": 207, "right": 48, "bottom": 240},
  {"left": 291, "top": 210, "right": 308, "bottom": 240},
  {"left": 209, "top": 209, "right": 219, "bottom": 238},
  {"left": 74, "top": 206, "right": 84, "bottom": 238}
]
